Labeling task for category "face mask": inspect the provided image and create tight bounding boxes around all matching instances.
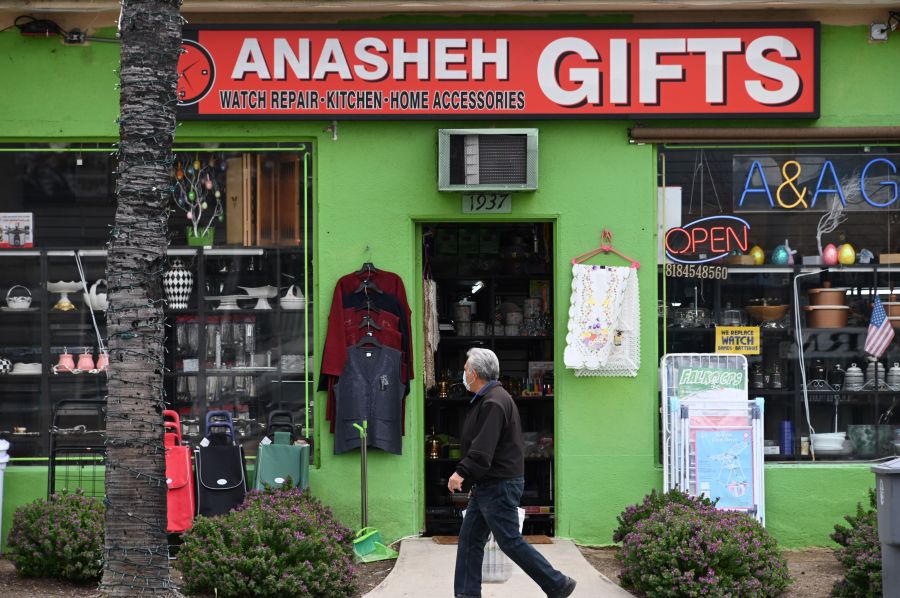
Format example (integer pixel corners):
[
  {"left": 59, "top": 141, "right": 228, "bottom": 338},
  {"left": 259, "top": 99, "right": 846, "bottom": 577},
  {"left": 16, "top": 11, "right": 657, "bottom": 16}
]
[{"left": 462, "top": 368, "right": 471, "bottom": 391}]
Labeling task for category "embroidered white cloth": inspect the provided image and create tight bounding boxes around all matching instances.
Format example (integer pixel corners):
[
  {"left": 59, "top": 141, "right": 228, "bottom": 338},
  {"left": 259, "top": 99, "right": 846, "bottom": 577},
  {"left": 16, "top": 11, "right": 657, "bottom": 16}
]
[{"left": 564, "top": 264, "right": 640, "bottom": 377}]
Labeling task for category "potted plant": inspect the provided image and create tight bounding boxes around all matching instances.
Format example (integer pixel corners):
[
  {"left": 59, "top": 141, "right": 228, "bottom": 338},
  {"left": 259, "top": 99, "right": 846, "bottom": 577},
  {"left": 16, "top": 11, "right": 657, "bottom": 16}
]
[{"left": 172, "top": 153, "right": 225, "bottom": 246}]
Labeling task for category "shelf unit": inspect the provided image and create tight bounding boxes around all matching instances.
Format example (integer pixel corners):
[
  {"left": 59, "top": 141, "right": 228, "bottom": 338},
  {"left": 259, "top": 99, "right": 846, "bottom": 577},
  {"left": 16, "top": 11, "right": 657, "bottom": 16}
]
[
  {"left": 0, "top": 247, "right": 314, "bottom": 459},
  {"left": 424, "top": 223, "right": 555, "bottom": 536},
  {"left": 660, "top": 263, "right": 900, "bottom": 461}
]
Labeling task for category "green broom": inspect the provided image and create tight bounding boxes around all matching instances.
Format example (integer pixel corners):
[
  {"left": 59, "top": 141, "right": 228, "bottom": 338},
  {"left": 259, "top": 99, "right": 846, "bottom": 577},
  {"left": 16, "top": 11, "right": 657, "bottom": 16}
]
[{"left": 352, "top": 421, "right": 399, "bottom": 562}]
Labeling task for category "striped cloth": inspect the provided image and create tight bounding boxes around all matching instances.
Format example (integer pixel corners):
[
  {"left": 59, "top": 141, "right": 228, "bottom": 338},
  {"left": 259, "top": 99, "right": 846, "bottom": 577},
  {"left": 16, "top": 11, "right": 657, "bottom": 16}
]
[{"left": 865, "top": 297, "right": 894, "bottom": 358}]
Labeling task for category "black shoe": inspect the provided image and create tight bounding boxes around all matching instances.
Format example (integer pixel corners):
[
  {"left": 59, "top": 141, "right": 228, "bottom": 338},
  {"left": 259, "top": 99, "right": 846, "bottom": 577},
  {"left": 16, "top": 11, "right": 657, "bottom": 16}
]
[{"left": 547, "top": 576, "right": 577, "bottom": 598}]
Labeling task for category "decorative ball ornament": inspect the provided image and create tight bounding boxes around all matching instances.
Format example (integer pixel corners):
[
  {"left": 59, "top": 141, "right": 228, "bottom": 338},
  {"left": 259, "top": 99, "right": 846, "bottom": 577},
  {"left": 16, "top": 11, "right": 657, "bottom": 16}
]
[
  {"left": 838, "top": 243, "right": 856, "bottom": 265},
  {"left": 749, "top": 245, "right": 765, "bottom": 265},
  {"left": 193, "top": 159, "right": 202, "bottom": 170},
  {"left": 201, "top": 202, "right": 208, "bottom": 209},
  {"left": 188, "top": 190, "right": 196, "bottom": 201},
  {"left": 186, "top": 212, "right": 193, "bottom": 220},
  {"left": 822, "top": 243, "right": 839, "bottom": 266},
  {"left": 205, "top": 179, "right": 213, "bottom": 190},
  {"left": 214, "top": 190, "right": 221, "bottom": 199},
  {"left": 218, "top": 214, "right": 225, "bottom": 222}
]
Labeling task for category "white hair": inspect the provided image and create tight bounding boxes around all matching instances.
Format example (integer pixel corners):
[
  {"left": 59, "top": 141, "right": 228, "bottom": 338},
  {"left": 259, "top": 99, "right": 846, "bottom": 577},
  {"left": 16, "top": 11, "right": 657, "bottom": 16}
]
[{"left": 466, "top": 347, "right": 500, "bottom": 381}]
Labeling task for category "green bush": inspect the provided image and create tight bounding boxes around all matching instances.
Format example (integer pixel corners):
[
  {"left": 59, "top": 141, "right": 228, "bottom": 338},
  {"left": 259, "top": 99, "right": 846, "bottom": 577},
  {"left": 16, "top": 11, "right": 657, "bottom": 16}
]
[
  {"left": 179, "top": 484, "right": 356, "bottom": 597},
  {"left": 831, "top": 489, "right": 882, "bottom": 597},
  {"left": 612, "top": 488, "right": 717, "bottom": 542},
  {"left": 617, "top": 501, "right": 790, "bottom": 597},
  {"left": 6, "top": 490, "right": 105, "bottom": 581}
]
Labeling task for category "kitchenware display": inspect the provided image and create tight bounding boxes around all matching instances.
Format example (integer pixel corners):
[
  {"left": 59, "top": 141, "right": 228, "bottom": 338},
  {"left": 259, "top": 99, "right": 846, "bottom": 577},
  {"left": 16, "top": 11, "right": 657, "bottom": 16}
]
[
  {"left": 279, "top": 285, "right": 306, "bottom": 310},
  {"left": 865, "top": 359, "right": 886, "bottom": 386},
  {"left": 76, "top": 348, "right": 95, "bottom": 372},
  {"left": 53, "top": 349, "right": 75, "bottom": 373},
  {"left": 5, "top": 285, "right": 32, "bottom": 310},
  {"left": 83, "top": 279, "right": 108, "bottom": 311},
  {"left": 163, "top": 258, "right": 194, "bottom": 310},
  {"left": 828, "top": 364, "right": 846, "bottom": 390},
  {"left": 807, "top": 285, "right": 848, "bottom": 306},
  {"left": 888, "top": 363, "right": 900, "bottom": 388},
  {"left": 238, "top": 285, "right": 278, "bottom": 310},
  {"left": 523, "top": 298, "right": 542, "bottom": 318},
  {"left": 457, "top": 322, "right": 472, "bottom": 336},
  {"left": 453, "top": 303, "right": 471, "bottom": 322},
  {"left": 205, "top": 295, "right": 244, "bottom": 311},
  {"left": 844, "top": 363, "right": 865, "bottom": 390},
  {"left": 0, "top": 357, "right": 10, "bottom": 375},
  {"left": 809, "top": 359, "right": 826, "bottom": 382},
  {"left": 848, "top": 425, "right": 877, "bottom": 457},
  {"left": 768, "top": 362, "right": 784, "bottom": 389},
  {"left": 504, "top": 311, "right": 524, "bottom": 326},
  {"left": 720, "top": 306, "right": 745, "bottom": 326},
  {"left": 811, "top": 431, "right": 847, "bottom": 453},
  {"left": 744, "top": 302, "right": 789, "bottom": 328},
  {"left": 96, "top": 351, "right": 109, "bottom": 372},
  {"left": 750, "top": 362, "right": 766, "bottom": 389},
  {"left": 10, "top": 362, "right": 42, "bottom": 375},
  {"left": 471, "top": 321, "right": 486, "bottom": 336},
  {"left": 803, "top": 305, "right": 849, "bottom": 328},
  {"left": 47, "top": 281, "right": 81, "bottom": 312}
]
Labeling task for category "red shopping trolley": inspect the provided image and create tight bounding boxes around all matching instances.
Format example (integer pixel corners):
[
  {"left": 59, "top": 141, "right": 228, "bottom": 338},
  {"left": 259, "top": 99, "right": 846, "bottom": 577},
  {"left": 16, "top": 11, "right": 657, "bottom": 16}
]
[{"left": 163, "top": 410, "right": 195, "bottom": 533}]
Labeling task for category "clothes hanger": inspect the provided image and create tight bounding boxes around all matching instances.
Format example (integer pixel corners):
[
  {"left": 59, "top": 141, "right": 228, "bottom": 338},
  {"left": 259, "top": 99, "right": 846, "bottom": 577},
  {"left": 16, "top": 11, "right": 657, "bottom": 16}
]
[
  {"left": 358, "top": 314, "right": 383, "bottom": 330},
  {"left": 354, "top": 278, "right": 383, "bottom": 294},
  {"left": 355, "top": 262, "right": 378, "bottom": 277},
  {"left": 354, "top": 299, "right": 381, "bottom": 313},
  {"left": 571, "top": 229, "right": 641, "bottom": 269},
  {"left": 356, "top": 334, "right": 382, "bottom": 348}
]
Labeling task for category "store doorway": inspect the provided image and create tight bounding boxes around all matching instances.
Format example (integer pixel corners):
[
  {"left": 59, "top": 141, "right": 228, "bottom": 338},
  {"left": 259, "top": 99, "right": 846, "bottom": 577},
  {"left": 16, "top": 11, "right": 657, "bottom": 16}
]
[{"left": 422, "top": 222, "right": 555, "bottom": 537}]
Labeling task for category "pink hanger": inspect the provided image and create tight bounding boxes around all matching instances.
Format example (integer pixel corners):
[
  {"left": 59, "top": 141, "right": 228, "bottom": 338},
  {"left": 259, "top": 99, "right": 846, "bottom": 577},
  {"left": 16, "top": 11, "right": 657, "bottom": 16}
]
[{"left": 571, "top": 229, "right": 640, "bottom": 269}]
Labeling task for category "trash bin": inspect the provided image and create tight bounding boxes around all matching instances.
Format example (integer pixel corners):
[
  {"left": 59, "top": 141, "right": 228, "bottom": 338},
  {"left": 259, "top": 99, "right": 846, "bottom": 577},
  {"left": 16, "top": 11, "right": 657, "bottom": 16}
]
[
  {"left": 0, "top": 439, "right": 9, "bottom": 555},
  {"left": 870, "top": 457, "right": 900, "bottom": 598}
]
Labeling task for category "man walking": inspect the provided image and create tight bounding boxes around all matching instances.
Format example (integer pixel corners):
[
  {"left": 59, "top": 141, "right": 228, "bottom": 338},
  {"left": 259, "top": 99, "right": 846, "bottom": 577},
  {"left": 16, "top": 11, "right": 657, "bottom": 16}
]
[{"left": 449, "top": 348, "right": 576, "bottom": 598}]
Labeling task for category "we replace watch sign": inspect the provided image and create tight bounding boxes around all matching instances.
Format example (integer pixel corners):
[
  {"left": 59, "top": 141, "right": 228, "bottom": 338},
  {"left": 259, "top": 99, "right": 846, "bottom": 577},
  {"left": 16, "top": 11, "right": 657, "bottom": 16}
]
[{"left": 177, "top": 24, "right": 818, "bottom": 119}]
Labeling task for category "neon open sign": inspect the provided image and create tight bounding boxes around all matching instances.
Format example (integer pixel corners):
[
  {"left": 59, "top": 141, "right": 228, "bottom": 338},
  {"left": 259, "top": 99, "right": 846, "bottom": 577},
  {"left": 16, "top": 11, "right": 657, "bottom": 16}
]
[{"left": 665, "top": 215, "right": 750, "bottom": 264}]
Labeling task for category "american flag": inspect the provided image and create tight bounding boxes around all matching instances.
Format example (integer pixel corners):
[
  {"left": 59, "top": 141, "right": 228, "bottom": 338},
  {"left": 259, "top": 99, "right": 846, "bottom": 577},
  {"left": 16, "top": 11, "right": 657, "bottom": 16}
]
[{"left": 865, "top": 297, "right": 895, "bottom": 358}]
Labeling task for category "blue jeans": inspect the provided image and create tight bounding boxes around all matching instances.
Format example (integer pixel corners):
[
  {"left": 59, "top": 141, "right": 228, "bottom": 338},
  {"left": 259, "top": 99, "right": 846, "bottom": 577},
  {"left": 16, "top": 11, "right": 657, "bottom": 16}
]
[{"left": 453, "top": 476, "right": 566, "bottom": 597}]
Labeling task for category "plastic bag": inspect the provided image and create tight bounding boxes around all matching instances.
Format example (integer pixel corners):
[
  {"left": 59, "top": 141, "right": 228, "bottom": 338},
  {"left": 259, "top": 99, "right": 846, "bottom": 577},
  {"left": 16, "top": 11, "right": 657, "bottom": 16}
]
[{"left": 462, "top": 507, "right": 526, "bottom": 584}]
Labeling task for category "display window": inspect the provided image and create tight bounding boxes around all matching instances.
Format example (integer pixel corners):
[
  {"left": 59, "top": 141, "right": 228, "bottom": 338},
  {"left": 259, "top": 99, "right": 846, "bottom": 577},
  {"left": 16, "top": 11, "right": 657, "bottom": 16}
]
[
  {"left": 0, "top": 144, "right": 315, "bottom": 465},
  {"left": 659, "top": 146, "right": 900, "bottom": 461}
]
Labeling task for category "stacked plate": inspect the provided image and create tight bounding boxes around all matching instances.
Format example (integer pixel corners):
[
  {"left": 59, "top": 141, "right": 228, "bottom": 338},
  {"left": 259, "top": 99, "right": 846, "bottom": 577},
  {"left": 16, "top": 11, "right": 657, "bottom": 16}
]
[
  {"left": 280, "top": 297, "right": 306, "bottom": 310},
  {"left": 811, "top": 432, "right": 849, "bottom": 455},
  {"left": 10, "top": 362, "right": 42, "bottom": 375}
]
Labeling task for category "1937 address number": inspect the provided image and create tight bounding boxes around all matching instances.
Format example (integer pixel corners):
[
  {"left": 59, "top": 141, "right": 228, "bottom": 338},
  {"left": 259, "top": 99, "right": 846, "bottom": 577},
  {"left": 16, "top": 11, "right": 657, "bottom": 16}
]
[{"left": 664, "top": 263, "right": 729, "bottom": 280}]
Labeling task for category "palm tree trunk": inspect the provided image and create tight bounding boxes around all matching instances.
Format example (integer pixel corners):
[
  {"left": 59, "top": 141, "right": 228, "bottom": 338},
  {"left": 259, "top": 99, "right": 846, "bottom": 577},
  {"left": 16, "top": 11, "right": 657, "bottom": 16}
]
[{"left": 100, "top": 1, "right": 181, "bottom": 595}]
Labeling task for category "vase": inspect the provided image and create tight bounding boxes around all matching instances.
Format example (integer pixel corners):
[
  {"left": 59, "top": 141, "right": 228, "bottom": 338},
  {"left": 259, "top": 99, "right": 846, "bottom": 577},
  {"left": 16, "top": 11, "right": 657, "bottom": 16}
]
[
  {"left": 186, "top": 226, "right": 214, "bottom": 247},
  {"left": 163, "top": 259, "right": 193, "bottom": 310}
]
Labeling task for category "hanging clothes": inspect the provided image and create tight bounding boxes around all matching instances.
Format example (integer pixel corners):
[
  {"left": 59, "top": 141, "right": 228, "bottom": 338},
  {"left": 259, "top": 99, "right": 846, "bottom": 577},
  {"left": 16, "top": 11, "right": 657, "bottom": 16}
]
[
  {"left": 563, "top": 264, "right": 640, "bottom": 377},
  {"left": 423, "top": 279, "right": 439, "bottom": 390},
  {"left": 333, "top": 345, "right": 405, "bottom": 455}
]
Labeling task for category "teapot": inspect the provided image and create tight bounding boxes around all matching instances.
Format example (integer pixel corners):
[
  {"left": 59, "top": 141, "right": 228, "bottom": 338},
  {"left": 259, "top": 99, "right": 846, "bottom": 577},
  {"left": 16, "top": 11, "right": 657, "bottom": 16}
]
[
  {"left": 85, "top": 279, "right": 108, "bottom": 311},
  {"left": 76, "top": 348, "right": 95, "bottom": 372},
  {"left": 53, "top": 348, "right": 75, "bottom": 374}
]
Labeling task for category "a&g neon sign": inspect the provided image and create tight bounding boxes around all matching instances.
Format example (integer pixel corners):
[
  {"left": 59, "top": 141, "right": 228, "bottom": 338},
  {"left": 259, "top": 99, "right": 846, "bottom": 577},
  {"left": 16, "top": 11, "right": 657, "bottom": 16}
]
[{"left": 734, "top": 155, "right": 900, "bottom": 211}]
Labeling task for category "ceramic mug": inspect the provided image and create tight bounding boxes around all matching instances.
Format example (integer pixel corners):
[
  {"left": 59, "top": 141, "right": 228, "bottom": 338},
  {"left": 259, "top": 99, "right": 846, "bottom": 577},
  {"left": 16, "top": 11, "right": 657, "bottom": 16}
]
[
  {"left": 77, "top": 351, "right": 95, "bottom": 372},
  {"left": 53, "top": 350, "right": 75, "bottom": 374}
]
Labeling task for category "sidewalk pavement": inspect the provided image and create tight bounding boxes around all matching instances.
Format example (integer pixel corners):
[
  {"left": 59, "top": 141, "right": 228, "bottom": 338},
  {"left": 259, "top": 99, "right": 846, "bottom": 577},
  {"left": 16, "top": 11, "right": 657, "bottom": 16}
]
[{"left": 363, "top": 537, "right": 635, "bottom": 597}]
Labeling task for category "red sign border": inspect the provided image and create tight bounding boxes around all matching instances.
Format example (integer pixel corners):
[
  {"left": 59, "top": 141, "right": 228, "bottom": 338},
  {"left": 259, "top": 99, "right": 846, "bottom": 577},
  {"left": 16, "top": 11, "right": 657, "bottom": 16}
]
[{"left": 178, "top": 22, "right": 820, "bottom": 121}]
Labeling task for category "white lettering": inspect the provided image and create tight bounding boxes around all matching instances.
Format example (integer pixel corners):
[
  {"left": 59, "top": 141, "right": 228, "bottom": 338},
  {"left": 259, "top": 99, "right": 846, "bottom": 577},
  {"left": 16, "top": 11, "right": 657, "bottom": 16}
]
[
  {"left": 609, "top": 38, "right": 629, "bottom": 105},
  {"left": 537, "top": 37, "right": 600, "bottom": 107},
  {"left": 354, "top": 37, "right": 389, "bottom": 81},
  {"left": 687, "top": 37, "right": 742, "bottom": 104},
  {"left": 471, "top": 38, "right": 508, "bottom": 81},
  {"left": 393, "top": 38, "right": 430, "bottom": 81},
  {"left": 745, "top": 35, "right": 801, "bottom": 105},
  {"left": 435, "top": 38, "right": 468, "bottom": 80},
  {"left": 231, "top": 38, "right": 270, "bottom": 80},
  {"left": 313, "top": 38, "right": 353, "bottom": 80},
  {"left": 639, "top": 38, "right": 686, "bottom": 105},
  {"left": 273, "top": 38, "right": 310, "bottom": 80}
]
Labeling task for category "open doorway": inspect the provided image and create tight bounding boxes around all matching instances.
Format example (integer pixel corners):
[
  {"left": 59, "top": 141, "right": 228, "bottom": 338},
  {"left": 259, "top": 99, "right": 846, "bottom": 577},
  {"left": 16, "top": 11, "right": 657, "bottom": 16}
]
[{"left": 422, "top": 222, "right": 555, "bottom": 537}]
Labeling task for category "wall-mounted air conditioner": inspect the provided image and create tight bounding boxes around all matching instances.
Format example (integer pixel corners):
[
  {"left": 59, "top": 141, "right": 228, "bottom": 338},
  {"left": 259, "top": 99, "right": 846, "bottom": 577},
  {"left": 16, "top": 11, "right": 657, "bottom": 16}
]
[{"left": 437, "top": 129, "right": 538, "bottom": 192}]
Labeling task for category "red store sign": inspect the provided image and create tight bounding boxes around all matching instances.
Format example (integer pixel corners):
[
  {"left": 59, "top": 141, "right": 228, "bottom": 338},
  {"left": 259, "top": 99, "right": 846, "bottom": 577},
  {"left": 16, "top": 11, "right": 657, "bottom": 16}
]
[{"left": 177, "top": 24, "right": 819, "bottom": 119}]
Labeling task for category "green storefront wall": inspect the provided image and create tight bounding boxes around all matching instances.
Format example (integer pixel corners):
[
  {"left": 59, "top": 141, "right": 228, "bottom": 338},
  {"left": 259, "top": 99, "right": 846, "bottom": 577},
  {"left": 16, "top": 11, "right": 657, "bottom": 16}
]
[{"left": 1, "top": 20, "right": 897, "bottom": 551}]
